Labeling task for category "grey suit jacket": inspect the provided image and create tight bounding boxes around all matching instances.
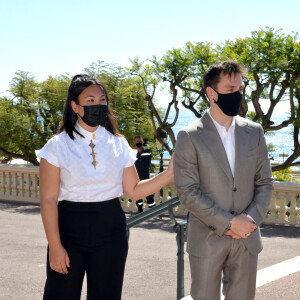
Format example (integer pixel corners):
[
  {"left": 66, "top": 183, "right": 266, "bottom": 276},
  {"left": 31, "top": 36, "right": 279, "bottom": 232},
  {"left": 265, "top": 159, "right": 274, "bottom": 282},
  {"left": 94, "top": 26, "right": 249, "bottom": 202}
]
[{"left": 174, "top": 113, "right": 274, "bottom": 256}]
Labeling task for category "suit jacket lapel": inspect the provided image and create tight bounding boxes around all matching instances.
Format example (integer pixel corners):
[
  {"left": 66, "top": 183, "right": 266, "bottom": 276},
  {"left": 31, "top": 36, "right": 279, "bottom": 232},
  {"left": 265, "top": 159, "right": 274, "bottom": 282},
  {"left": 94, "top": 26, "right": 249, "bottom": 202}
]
[
  {"left": 234, "top": 117, "right": 251, "bottom": 185},
  {"left": 197, "top": 113, "right": 233, "bottom": 182}
]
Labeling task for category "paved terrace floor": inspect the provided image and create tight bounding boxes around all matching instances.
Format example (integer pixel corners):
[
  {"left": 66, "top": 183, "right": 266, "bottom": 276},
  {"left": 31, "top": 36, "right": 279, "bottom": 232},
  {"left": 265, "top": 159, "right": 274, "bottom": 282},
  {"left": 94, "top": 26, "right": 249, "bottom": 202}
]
[{"left": 0, "top": 201, "right": 300, "bottom": 300}]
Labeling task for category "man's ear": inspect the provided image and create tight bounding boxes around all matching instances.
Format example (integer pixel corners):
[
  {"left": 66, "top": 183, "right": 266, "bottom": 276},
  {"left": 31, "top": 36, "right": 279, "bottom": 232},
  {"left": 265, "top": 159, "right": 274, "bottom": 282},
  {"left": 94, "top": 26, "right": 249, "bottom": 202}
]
[
  {"left": 71, "top": 100, "right": 79, "bottom": 114},
  {"left": 206, "top": 86, "right": 217, "bottom": 102}
]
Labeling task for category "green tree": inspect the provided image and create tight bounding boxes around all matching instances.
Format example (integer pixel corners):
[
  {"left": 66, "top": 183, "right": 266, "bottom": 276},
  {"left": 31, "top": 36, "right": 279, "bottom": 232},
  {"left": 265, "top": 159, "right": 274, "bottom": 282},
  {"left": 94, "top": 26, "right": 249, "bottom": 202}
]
[
  {"left": 0, "top": 71, "right": 70, "bottom": 165},
  {"left": 219, "top": 28, "right": 300, "bottom": 171},
  {"left": 128, "top": 42, "right": 219, "bottom": 153},
  {"left": 0, "top": 64, "right": 155, "bottom": 164},
  {"left": 130, "top": 28, "right": 300, "bottom": 171},
  {"left": 84, "top": 61, "right": 155, "bottom": 147}
]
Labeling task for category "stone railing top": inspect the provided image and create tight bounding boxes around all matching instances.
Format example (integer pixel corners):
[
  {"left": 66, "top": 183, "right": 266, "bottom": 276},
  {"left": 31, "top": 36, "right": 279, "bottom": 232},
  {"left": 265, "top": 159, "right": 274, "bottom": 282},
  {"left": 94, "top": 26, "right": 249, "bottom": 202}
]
[
  {"left": 1, "top": 165, "right": 300, "bottom": 191},
  {"left": 0, "top": 165, "right": 299, "bottom": 225},
  {"left": 0, "top": 164, "right": 39, "bottom": 173},
  {"left": 273, "top": 180, "right": 300, "bottom": 192}
]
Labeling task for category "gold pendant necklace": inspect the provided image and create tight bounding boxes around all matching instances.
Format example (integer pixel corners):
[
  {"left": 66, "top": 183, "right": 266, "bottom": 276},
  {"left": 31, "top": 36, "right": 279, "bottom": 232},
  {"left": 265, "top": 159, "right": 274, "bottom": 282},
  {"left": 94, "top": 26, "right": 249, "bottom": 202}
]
[{"left": 89, "top": 133, "right": 98, "bottom": 170}]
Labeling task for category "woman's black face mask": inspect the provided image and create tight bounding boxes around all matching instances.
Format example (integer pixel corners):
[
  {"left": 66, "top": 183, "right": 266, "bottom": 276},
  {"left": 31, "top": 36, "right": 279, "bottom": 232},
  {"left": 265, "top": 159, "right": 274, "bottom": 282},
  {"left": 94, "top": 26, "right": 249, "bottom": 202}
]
[
  {"left": 212, "top": 89, "right": 242, "bottom": 117},
  {"left": 78, "top": 104, "right": 108, "bottom": 127}
]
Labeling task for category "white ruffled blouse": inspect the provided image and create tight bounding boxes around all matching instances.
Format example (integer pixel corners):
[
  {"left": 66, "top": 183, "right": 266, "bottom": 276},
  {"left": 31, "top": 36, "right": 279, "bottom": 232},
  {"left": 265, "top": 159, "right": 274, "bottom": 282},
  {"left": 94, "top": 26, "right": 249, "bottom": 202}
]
[{"left": 35, "top": 122, "right": 136, "bottom": 202}]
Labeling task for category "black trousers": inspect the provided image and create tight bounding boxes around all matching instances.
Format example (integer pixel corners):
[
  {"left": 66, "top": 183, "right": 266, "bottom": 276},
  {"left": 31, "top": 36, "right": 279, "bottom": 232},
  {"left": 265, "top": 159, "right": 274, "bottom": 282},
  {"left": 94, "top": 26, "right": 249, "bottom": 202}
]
[
  {"left": 136, "top": 194, "right": 155, "bottom": 206},
  {"left": 43, "top": 198, "right": 128, "bottom": 300},
  {"left": 136, "top": 175, "right": 155, "bottom": 212}
]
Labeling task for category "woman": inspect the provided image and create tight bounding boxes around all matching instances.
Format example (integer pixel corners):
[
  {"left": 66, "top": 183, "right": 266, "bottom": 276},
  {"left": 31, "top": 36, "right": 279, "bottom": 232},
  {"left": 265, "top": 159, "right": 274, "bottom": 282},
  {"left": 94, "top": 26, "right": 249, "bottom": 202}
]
[{"left": 36, "top": 74, "right": 174, "bottom": 300}]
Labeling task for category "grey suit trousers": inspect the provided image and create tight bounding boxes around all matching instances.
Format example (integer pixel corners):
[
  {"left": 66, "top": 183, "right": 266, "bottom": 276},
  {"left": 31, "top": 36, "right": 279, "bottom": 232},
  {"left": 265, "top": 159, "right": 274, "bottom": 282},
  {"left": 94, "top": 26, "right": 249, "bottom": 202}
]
[{"left": 189, "top": 238, "right": 257, "bottom": 300}]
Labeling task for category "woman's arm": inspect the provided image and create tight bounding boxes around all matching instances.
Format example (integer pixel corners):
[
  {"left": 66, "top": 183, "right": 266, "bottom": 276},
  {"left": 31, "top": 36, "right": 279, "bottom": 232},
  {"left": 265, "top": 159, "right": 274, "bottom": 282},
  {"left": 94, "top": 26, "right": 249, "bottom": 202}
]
[
  {"left": 122, "top": 154, "right": 174, "bottom": 201},
  {"left": 39, "top": 158, "right": 70, "bottom": 274}
]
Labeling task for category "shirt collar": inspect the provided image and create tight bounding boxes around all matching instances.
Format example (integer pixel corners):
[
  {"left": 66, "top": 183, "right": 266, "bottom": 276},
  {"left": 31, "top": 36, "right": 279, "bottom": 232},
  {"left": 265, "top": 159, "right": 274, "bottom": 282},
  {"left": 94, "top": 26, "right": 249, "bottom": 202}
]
[
  {"left": 208, "top": 110, "right": 235, "bottom": 131},
  {"left": 74, "top": 121, "right": 105, "bottom": 141},
  {"left": 135, "top": 147, "right": 144, "bottom": 155}
]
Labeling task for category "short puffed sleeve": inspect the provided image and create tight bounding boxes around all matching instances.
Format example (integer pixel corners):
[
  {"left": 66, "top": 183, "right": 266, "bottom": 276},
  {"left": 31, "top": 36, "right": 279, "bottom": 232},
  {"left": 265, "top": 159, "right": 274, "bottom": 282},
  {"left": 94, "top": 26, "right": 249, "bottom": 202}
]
[
  {"left": 121, "top": 137, "right": 137, "bottom": 168},
  {"left": 35, "top": 135, "right": 60, "bottom": 168}
]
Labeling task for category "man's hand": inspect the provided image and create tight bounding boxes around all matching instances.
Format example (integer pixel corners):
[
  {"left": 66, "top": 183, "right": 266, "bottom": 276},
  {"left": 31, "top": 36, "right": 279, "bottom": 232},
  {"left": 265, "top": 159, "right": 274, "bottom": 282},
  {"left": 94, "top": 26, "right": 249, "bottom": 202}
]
[
  {"left": 230, "top": 213, "right": 257, "bottom": 239},
  {"left": 224, "top": 229, "right": 242, "bottom": 239}
]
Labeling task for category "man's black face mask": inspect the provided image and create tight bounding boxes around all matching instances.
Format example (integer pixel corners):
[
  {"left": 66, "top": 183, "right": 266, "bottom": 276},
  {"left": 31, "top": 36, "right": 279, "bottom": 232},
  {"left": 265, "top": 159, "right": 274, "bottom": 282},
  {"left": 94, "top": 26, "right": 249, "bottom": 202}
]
[{"left": 212, "top": 89, "right": 242, "bottom": 117}]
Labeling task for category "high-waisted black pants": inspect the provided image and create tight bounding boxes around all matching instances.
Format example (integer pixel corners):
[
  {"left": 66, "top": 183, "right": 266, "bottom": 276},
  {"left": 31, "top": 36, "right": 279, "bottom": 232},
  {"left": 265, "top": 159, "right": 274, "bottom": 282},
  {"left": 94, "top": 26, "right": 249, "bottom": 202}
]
[{"left": 43, "top": 198, "right": 128, "bottom": 300}]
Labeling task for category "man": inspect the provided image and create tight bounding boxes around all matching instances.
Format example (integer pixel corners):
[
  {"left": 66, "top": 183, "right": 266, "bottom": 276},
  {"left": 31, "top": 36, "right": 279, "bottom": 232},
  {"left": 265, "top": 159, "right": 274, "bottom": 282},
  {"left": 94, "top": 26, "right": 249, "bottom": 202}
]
[
  {"left": 174, "top": 61, "right": 273, "bottom": 300},
  {"left": 134, "top": 135, "right": 156, "bottom": 213}
]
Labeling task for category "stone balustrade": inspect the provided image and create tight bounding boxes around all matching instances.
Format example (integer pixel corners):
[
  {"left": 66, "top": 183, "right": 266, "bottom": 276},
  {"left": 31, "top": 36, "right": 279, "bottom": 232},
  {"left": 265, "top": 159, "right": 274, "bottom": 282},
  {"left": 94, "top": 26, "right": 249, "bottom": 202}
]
[
  {"left": 0, "top": 164, "right": 39, "bottom": 203},
  {"left": 0, "top": 164, "right": 299, "bottom": 226},
  {"left": 264, "top": 181, "right": 300, "bottom": 226}
]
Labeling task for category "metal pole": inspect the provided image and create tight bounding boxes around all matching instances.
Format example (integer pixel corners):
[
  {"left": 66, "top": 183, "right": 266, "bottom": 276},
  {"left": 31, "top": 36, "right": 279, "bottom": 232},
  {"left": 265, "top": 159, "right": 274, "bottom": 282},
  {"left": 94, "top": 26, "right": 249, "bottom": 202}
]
[
  {"left": 175, "top": 223, "right": 185, "bottom": 300},
  {"left": 126, "top": 197, "right": 186, "bottom": 300},
  {"left": 159, "top": 150, "right": 164, "bottom": 173},
  {"left": 160, "top": 150, "right": 164, "bottom": 196}
]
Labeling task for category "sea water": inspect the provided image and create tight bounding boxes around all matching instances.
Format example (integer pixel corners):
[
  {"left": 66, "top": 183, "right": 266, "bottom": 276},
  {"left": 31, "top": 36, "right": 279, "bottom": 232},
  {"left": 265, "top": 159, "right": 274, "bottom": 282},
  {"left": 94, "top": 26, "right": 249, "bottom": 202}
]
[{"left": 162, "top": 100, "right": 300, "bottom": 171}]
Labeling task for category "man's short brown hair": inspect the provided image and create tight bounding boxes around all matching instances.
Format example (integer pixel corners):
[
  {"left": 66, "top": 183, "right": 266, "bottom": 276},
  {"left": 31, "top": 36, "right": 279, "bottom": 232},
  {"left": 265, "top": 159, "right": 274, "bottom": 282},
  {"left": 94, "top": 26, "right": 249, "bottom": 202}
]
[
  {"left": 203, "top": 61, "right": 247, "bottom": 91},
  {"left": 134, "top": 135, "right": 143, "bottom": 141}
]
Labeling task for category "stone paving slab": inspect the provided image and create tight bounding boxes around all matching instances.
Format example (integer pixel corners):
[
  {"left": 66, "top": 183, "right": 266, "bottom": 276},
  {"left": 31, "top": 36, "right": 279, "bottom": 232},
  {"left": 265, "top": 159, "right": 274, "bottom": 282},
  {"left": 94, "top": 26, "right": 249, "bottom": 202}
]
[{"left": 0, "top": 201, "right": 299, "bottom": 300}]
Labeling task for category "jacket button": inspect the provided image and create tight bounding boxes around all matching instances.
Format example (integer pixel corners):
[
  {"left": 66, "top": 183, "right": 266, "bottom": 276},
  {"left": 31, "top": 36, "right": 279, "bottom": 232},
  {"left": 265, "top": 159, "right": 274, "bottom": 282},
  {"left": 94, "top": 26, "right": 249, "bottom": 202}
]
[{"left": 233, "top": 187, "right": 237, "bottom": 192}]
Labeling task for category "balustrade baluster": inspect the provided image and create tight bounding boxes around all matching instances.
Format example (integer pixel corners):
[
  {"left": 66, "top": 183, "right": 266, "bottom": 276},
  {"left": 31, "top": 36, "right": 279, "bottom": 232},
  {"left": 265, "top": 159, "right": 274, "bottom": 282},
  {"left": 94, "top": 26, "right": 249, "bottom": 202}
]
[
  {"left": 11, "top": 172, "right": 17, "bottom": 197},
  {"left": 5, "top": 172, "right": 11, "bottom": 197},
  {"left": 162, "top": 186, "right": 168, "bottom": 202},
  {"left": 266, "top": 192, "right": 277, "bottom": 223},
  {"left": 288, "top": 192, "right": 297, "bottom": 224},
  {"left": 155, "top": 190, "right": 160, "bottom": 204},
  {"left": 278, "top": 191, "right": 287, "bottom": 224},
  {"left": 20, "top": 173, "right": 25, "bottom": 198},
  {"left": 0, "top": 165, "right": 300, "bottom": 225},
  {"left": 0, "top": 171, "right": 4, "bottom": 197},
  {"left": 24, "top": 173, "right": 30, "bottom": 201},
  {"left": 32, "top": 174, "right": 38, "bottom": 198}
]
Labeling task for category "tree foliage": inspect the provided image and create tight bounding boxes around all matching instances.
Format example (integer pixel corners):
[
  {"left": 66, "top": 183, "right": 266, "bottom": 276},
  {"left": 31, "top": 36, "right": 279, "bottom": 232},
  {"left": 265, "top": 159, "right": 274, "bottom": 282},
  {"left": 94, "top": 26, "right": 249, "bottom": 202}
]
[
  {"left": 1, "top": 28, "right": 299, "bottom": 171},
  {"left": 0, "top": 64, "right": 155, "bottom": 164},
  {"left": 84, "top": 61, "right": 154, "bottom": 146},
  {"left": 0, "top": 71, "right": 69, "bottom": 164},
  {"left": 129, "top": 28, "right": 300, "bottom": 171},
  {"left": 219, "top": 29, "right": 300, "bottom": 171}
]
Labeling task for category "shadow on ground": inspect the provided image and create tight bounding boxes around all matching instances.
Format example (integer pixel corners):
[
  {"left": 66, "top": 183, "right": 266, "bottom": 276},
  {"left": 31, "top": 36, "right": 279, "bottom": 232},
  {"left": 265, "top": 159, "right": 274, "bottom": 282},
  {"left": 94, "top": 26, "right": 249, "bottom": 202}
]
[
  {"left": 126, "top": 215, "right": 180, "bottom": 233},
  {"left": 0, "top": 201, "right": 40, "bottom": 215},
  {"left": 260, "top": 223, "right": 300, "bottom": 238},
  {"left": 0, "top": 201, "right": 183, "bottom": 233},
  {"left": 3, "top": 201, "right": 298, "bottom": 238}
]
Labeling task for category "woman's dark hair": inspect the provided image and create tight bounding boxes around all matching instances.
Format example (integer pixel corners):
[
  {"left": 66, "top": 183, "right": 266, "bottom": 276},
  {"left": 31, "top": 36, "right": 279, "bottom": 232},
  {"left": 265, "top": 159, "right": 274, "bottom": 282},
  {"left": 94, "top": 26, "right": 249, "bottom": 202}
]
[
  {"left": 59, "top": 74, "right": 120, "bottom": 139},
  {"left": 203, "top": 61, "right": 247, "bottom": 91}
]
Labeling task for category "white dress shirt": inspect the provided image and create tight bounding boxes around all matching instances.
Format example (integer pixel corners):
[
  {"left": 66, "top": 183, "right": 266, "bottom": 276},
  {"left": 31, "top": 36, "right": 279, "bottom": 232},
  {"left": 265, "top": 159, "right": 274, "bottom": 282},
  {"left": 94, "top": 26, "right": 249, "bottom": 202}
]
[
  {"left": 36, "top": 122, "right": 137, "bottom": 202},
  {"left": 208, "top": 110, "right": 236, "bottom": 176},
  {"left": 208, "top": 111, "right": 256, "bottom": 223}
]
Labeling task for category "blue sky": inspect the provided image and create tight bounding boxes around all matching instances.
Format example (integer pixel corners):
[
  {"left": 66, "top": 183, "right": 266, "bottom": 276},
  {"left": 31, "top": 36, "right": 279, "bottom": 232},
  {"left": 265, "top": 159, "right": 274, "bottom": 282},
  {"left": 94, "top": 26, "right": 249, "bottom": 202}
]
[{"left": 0, "top": 0, "right": 299, "bottom": 96}]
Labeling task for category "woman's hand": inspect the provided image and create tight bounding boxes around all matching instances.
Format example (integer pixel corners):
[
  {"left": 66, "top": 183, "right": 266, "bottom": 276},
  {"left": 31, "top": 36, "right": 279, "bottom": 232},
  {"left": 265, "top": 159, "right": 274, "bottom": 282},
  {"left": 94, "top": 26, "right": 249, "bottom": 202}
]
[
  {"left": 122, "top": 152, "right": 175, "bottom": 201},
  {"left": 49, "top": 243, "right": 70, "bottom": 274},
  {"left": 166, "top": 153, "right": 174, "bottom": 181}
]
